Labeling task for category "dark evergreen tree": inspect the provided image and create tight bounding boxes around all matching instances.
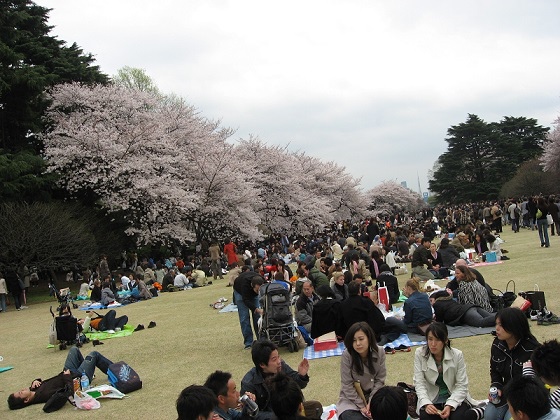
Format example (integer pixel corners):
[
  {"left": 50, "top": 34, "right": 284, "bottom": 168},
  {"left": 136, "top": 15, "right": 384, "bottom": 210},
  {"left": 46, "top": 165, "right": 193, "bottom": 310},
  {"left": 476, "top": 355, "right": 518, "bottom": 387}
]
[
  {"left": 429, "top": 114, "right": 549, "bottom": 203},
  {"left": 0, "top": 0, "right": 108, "bottom": 201}
]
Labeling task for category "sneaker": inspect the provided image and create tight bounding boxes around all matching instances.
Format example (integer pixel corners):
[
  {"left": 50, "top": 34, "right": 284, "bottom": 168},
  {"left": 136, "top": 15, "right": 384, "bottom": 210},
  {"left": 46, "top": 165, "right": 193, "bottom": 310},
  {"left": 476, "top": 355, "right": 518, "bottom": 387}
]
[
  {"left": 396, "top": 344, "right": 411, "bottom": 352},
  {"left": 384, "top": 346, "right": 396, "bottom": 354},
  {"left": 148, "top": 321, "right": 157, "bottom": 328},
  {"left": 20, "top": 305, "right": 28, "bottom": 309},
  {"left": 115, "top": 327, "right": 121, "bottom": 332},
  {"left": 106, "top": 329, "right": 115, "bottom": 334},
  {"left": 529, "top": 310, "right": 540, "bottom": 321}
]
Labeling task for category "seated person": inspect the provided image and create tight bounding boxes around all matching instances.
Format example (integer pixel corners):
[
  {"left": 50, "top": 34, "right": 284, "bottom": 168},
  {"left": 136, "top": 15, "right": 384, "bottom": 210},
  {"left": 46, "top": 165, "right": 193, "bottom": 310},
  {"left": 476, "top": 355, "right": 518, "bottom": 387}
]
[
  {"left": 132, "top": 273, "right": 153, "bottom": 299},
  {"left": 8, "top": 347, "right": 113, "bottom": 410},
  {"left": 101, "top": 280, "right": 117, "bottom": 306},
  {"left": 204, "top": 370, "right": 257, "bottom": 420},
  {"left": 411, "top": 238, "right": 435, "bottom": 281},
  {"left": 430, "top": 290, "right": 495, "bottom": 328},
  {"left": 437, "top": 238, "right": 461, "bottom": 268},
  {"left": 78, "top": 282, "right": 89, "bottom": 298},
  {"left": 295, "top": 280, "right": 320, "bottom": 333},
  {"left": 311, "top": 285, "right": 343, "bottom": 339},
  {"left": 90, "top": 279, "right": 102, "bottom": 302},
  {"left": 191, "top": 268, "right": 209, "bottom": 287},
  {"left": 267, "top": 373, "right": 307, "bottom": 420},
  {"left": 525, "top": 340, "right": 560, "bottom": 411},
  {"left": 176, "top": 385, "right": 217, "bottom": 420},
  {"left": 375, "top": 264, "right": 399, "bottom": 308},
  {"left": 240, "top": 340, "right": 309, "bottom": 414},
  {"left": 485, "top": 231, "right": 505, "bottom": 261},
  {"left": 504, "top": 376, "right": 560, "bottom": 420},
  {"left": 403, "top": 278, "right": 433, "bottom": 334},
  {"left": 331, "top": 272, "right": 349, "bottom": 301},
  {"left": 446, "top": 259, "right": 491, "bottom": 299},
  {"left": 454, "top": 266, "right": 493, "bottom": 313},
  {"left": 413, "top": 322, "right": 473, "bottom": 419},
  {"left": 351, "top": 274, "right": 368, "bottom": 295},
  {"left": 173, "top": 268, "right": 192, "bottom": 290},
  {"left": 369, "top": 386, "right": 409, "bottom": 420},
  {"left": 85, "top": 309, "right": 128, "bottom": 333}
]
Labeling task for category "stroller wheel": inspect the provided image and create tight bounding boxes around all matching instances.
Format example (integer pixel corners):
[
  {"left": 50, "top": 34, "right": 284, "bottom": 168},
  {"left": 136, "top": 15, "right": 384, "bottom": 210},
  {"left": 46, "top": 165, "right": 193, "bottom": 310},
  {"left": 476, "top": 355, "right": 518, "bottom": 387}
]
[{"left": 288, "top": 341, "right": 296, "bottom": 353}]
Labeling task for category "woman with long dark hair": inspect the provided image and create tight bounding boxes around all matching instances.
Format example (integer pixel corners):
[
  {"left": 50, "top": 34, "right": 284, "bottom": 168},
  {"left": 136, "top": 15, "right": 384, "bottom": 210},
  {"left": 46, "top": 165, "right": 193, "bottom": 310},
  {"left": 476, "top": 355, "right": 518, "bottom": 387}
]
[
  {"left": 413, "top": 322, "right": 474, "bottom": 419},
  {"left": 485, "top": 307, "right": 540, "bottom": 420},
  {"left": 337, "top": 322, "right": 386, "bottom": 420}
]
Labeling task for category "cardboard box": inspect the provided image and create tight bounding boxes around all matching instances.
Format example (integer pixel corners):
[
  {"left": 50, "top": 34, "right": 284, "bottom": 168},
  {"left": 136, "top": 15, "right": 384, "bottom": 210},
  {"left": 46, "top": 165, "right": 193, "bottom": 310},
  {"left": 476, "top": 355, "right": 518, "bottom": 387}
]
[{"left": 313, "top": 331, "right": 337, "bottom": 351}]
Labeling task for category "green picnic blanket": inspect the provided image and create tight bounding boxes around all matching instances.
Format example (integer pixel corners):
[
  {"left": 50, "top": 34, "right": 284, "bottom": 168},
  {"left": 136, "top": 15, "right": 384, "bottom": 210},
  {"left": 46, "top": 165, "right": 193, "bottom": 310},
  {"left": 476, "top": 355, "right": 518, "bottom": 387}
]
[{"left": 84, "top": 324, "right": 135, "bottom": 341}]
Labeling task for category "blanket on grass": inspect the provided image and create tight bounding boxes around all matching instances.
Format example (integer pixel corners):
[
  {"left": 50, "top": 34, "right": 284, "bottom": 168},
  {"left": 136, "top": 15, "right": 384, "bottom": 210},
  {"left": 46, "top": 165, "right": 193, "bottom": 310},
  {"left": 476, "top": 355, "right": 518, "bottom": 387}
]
[
  {"left": 79, "top": 302, "right": 123, "bottom": 311},
  {"left": 84, "top": 324, "right": 135, "bottom": 341},
  {"left": 304, "top": 325, "right": 494, "bottom": 360},
  {"left": 406, "top": 325, "right": 495, "bottom": 342},
  {"left": 219, "top": 303, "right": 238, "bottom": 313},
  {"left": 470, "top": 261, "right": 504, "bottom": 268}
]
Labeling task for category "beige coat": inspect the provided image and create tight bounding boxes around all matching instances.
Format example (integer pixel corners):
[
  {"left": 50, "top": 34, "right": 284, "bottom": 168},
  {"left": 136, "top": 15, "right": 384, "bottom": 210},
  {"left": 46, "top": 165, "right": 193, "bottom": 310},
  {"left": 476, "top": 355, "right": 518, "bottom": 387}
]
[
  {"left": 337, "top": 347, "right": 386, "bottom": 415},
  {"left": 413, "top": 346, "right": 468, "bottom": 413}
]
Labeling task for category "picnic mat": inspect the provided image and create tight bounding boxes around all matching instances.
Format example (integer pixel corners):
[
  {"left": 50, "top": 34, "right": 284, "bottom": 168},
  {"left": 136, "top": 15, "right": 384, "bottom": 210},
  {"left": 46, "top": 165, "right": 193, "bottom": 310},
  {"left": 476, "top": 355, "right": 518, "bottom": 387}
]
[
  {"left": 84, "top": 324, "right": 135, "bottom": 341},
  {"left": 406, "top": 325, "right": 495, "bottom": 342},
  {"left": 0, "top": 366, "right": 14, "bottom": 373},
  {"left": 219, "top": 303, "right": 238, "bottom": 313},
  {"left": 303, "top": 334, "right": 426, "bottom": 360},
  {"left": 79, "top": 302, "right": 123, "bottom": 311},
  {"left": 470, "top": 261, "right": 504, "bottom": 268}
]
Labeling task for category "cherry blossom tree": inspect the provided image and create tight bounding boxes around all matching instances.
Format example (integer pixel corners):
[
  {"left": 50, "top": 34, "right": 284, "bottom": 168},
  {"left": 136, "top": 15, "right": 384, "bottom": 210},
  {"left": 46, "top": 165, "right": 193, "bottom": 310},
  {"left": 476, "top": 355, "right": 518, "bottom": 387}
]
[
  {"left": 365, "top": 180, "right": 425, "bottom": 217},
  {"left": 541, "top": 115, "right": 560, "bottom": 173},
  {"left": 42, "top": 82, "right": 257, "bottom": 245}
]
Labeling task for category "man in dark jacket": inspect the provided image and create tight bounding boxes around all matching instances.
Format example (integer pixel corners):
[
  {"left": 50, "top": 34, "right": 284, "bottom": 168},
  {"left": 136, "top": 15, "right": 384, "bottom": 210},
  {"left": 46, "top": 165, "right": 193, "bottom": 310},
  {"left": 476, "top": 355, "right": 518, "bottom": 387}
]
[
  {"left": 294, "top": 280, "right": 320, "bottom": 332},
  {"left": 411, "top": 238, "right": 434, "bottom": 281},
  {"left": 233, "top": 271, "right": 264, "bottom": 349},
  {"left": 240, "top": 340, "right": 309, "bottom": 416},
  {"left": 8, "top": 347, "right": 113, "bottom": 410}
]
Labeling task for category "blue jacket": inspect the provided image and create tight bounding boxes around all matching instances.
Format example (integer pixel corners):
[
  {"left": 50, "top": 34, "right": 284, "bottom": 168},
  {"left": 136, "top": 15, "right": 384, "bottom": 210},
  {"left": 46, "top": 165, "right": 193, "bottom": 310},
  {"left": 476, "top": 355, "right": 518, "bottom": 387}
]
[{"left": 404, "top": 291, "right": 433, "bottom": 327}]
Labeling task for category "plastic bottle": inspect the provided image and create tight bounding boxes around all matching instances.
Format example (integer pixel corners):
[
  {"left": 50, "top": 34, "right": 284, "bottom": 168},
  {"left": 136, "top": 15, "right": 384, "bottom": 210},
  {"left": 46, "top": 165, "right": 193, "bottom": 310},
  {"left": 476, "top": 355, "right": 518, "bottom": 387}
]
[{"left": 80, "top": 372, "right": 90, "bottom": 391}]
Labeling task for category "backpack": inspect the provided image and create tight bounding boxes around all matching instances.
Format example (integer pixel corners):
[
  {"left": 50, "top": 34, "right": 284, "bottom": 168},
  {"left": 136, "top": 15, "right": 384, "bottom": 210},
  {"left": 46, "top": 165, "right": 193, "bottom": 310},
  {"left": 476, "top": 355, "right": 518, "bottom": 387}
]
[
  {"left": 107, "top": 362, "right": 142, "bottom": 394},
  {"left": 495, "top": 209, "right": 502, "bottom": 217}
]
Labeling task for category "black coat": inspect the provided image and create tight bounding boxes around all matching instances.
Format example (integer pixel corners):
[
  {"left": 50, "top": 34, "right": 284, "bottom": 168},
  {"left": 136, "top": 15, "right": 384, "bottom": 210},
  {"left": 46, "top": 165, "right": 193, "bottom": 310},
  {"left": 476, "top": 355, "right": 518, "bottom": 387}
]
[
  {"left": 432, "top": 296, "right": 473, "bottom": 326},
  {"left": 340, "top": 295, "right": 385, "bottom": 340},
  {"left": 311, "top": 298, "right": 343, "bottom": 339}
]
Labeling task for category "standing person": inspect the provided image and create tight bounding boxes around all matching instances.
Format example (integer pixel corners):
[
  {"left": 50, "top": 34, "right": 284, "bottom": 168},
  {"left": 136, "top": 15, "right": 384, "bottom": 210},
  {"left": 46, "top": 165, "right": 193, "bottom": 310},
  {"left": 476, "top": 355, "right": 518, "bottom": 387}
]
[
  {"left": 548, "top": 196, "right": 560, "bottom": 237},
  {"left": 208, "top": 240, "right": 224, "bottom": 280},
  {"left": 536, "top": 197, "right": 551, "bottom": 248},
  {"left": 0, "top": 272, "right": 7, "bottom": 312},
  {"left": 223, "top": 239, "right": 238, "bottom": 268},
  {"left": 98, "top": 255, "right": 110, "bottom": 279},
  {"left": 413, "top": 322, "right": 473, "bottom": 419},
  {"left": 337, "top": 322, "right": 386, "bottom": 420},
  {"left": 508, "top": 200, "right": 521, "bottom": 233},
  {"left": 491, "top": 202, "right": 503, "bottom": 233},
  {"left": 4, "top": 268, "right": 22, "bottom": 311},
  {"left": 7, "top": 347, "right": 114, "bottom": 410},
  {"left": 484, "top": 307, "right": 540, "bottom": 420},
  {"left": 233, "top": 272, "right": 264, "bottom": 349}
]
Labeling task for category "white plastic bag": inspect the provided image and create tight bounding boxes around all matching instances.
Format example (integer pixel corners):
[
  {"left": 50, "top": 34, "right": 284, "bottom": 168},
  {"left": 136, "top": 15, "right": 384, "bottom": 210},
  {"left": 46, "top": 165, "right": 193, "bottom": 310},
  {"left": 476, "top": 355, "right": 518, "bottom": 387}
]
[{"left": 74, "top": 391, "right": 101, "bottom": 410}]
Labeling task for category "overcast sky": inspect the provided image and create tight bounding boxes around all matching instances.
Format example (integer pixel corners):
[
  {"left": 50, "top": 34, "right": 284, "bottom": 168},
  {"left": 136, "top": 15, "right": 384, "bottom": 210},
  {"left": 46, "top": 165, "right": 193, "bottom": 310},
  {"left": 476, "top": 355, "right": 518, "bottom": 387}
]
[{"left": 35, "top": 0, "right": 560, "bottom": 193}]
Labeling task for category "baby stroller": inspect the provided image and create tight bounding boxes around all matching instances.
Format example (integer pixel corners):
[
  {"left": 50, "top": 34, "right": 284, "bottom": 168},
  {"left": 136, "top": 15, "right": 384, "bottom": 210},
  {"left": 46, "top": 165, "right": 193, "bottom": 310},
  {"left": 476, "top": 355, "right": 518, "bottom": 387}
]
[
  {"left": 49, "top": 306, "right": 83, "bottom": 350},
  {"left": 49, "top": 282, "right": 78, "bottom": 311},
  {"left": 259, "top": 282, "right": 300, "bottom": 352}
]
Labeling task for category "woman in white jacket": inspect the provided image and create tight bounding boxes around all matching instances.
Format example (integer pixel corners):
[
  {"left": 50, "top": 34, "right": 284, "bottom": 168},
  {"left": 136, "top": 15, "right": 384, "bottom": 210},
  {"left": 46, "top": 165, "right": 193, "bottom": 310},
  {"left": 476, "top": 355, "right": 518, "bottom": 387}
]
[{"left": 413, "top": 322, "right": 473, "bottom": 419}]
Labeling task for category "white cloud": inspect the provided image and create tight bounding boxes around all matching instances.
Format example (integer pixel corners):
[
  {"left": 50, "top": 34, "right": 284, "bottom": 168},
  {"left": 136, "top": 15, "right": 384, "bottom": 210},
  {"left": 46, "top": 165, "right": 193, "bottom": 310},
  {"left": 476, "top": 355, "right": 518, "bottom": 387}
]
[{"left": 37, "top": 0, "right": 560, "bottom": 191}]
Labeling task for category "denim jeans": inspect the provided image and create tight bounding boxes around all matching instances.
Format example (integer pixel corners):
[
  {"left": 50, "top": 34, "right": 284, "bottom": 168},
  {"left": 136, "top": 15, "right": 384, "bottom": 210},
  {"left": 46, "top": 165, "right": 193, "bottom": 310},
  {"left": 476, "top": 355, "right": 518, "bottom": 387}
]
[
  {"left": 0, "top": 294, "right": 6, "bottom": 312},
  {"left": 537, "top": 219, "right": 550, "bottom": 247},
  {"left": 63, "top": 347, "right": 113, "bottom": 381},
  {"left": 463, "top": 307, "right": 496, "bottom": 327},
  {"left": 234, "top": 290, "right": 260, "bottom": 347},
  {"left": 484, "top": 402, "right": 510, "bottom": 420}
]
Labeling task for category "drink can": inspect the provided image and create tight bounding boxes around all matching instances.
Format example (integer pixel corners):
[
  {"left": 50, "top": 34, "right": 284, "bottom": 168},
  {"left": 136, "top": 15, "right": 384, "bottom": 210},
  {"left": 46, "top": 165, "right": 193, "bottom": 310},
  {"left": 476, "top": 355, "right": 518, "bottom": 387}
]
[
  {"left": 489, "top": 386, "right": 500, "bottom": 404},
  {"left": 73, "top": 377, "right": 80, "bottom": 393}
]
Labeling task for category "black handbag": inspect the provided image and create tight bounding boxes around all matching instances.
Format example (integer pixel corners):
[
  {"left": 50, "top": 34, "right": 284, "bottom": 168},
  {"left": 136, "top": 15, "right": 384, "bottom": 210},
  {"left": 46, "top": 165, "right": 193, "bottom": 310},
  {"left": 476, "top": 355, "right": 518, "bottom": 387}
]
[
  {"left": 521, "top": 284, "right": 547, "bottom": 312},
  {"left": 501, "top": 280, "right": 517, "bottom": 308},
  {"left": 43, "top": 384, "right": 72, "bottom": 413}
]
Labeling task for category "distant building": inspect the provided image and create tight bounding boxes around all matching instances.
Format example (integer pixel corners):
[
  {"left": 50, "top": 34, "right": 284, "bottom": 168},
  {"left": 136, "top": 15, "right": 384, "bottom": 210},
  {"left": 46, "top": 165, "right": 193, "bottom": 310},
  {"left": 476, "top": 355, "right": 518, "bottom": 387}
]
[{"left": 400, "top": 181, "right": 407, "bottom": 188}]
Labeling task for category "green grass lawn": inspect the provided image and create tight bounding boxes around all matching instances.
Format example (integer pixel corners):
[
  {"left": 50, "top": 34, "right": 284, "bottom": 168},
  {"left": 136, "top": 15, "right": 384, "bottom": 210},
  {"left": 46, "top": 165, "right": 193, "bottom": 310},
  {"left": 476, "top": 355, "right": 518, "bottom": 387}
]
[{"left": 0, "top": 227, "right": 559, "bottom": 419}]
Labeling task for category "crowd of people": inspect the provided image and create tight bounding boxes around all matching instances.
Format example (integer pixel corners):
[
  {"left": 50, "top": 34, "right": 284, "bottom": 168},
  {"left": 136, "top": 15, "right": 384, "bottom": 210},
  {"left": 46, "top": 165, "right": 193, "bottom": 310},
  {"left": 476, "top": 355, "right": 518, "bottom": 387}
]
[{"left": 4, "top": 195, "right": 560, "bottom": 419}]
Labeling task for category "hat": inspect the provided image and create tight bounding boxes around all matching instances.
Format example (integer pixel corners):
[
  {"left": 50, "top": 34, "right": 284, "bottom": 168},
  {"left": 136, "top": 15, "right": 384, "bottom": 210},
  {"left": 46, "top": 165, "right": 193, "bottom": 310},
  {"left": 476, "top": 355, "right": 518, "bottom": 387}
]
[{"left": 457, "top": 232, "right": 466, "bottom": 237}]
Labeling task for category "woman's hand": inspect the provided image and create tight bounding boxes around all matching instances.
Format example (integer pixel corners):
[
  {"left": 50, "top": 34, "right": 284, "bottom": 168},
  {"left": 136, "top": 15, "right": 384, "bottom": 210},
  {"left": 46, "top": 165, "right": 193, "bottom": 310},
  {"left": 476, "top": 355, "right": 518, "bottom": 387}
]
[
  {"left": 31, "top": 380, "right": 42, "bottom": 389},
  {"left": 360, "top": 405, "right": 371, "bottom": 419},
  {"left": 424, "top": 404, "right": 439, "bottom": 416},
  {"left": 439, "top": 405, "right": 452, "bottom": 419}
]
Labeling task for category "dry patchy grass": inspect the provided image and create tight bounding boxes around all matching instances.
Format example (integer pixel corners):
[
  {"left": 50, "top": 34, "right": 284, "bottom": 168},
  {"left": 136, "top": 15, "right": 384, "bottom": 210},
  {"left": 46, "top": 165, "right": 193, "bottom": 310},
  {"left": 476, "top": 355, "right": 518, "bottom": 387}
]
[{"left": 0, "top": 227, "right": 558, "bottom": 419}]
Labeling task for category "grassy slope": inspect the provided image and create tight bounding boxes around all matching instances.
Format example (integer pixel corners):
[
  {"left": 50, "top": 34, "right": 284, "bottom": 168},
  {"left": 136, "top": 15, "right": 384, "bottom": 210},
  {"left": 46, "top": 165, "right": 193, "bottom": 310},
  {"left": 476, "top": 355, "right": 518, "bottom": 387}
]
[{"left": 0, "top": 227, "right": 558, "bottom": 419}]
